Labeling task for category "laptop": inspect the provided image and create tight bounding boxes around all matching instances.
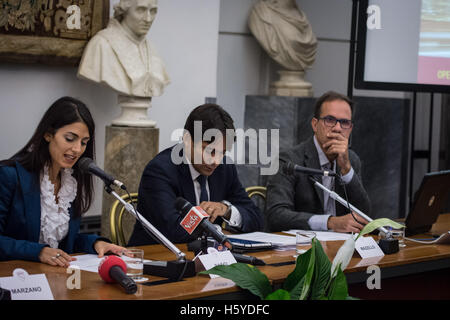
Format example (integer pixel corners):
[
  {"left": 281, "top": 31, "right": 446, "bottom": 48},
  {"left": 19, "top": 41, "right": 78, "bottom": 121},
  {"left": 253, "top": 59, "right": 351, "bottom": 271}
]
[{"left": 405, "top": 170, "right": 450, "bottom": 236}]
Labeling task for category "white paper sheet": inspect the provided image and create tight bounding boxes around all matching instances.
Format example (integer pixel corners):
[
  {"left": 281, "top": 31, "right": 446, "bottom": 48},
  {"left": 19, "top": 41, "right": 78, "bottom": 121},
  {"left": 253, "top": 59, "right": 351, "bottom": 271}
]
[
  {"left": 283, "top": 230, "right": 353, "bottom": 242},
  {"left": 228, "top": 232, "right": 296, "bottom": 247}
]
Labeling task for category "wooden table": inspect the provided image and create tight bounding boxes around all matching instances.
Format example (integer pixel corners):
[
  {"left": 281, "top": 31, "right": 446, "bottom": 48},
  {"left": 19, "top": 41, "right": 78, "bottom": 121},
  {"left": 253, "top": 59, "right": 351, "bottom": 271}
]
[{"left": 1, "top": 214, "right": 449, "bottom": 300}]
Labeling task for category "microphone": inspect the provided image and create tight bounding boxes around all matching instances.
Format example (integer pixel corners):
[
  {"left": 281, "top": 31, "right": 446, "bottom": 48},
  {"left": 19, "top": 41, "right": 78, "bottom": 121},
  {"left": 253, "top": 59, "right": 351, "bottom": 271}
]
[
  {"left": 78, "top": 157, "right": 127, "bottom": 190},
  {"left": 98, "top": 255, "right": 137, "bottom": 294},
  {"left": 232, "top": 252, "right": 266, "bottom": 266},
  {"left": 283, "top": 161, "right": 337, "bottom": 177},
  {"left": 175, "top": 197, "right": 233, "bottom": 250}
]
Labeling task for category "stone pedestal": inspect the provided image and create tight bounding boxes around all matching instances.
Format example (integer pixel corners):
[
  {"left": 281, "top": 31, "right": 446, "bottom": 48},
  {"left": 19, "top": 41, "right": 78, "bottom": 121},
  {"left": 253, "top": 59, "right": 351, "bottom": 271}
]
[
  {"left": 101, "top": 126, "right": 159, "bottom": 241},
  {"left": 269, "top": 70, "right": 313, "bottom": 97}
]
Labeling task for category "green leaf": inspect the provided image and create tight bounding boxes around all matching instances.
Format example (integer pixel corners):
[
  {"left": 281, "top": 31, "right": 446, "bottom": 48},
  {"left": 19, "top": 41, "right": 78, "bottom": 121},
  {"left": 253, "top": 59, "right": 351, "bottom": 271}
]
[
  {"left": 265, "top": 289, "right": 291, "bottom": 300},
  {"left": 283, "top": 246, "right": 312, "bottom": 293},
  {"left": 200, "top": 263, "right": 272, "bottom": 300},
  {"left": 328, "top": 268, "right": 349, "bottom": 300},
  {"left": 299, "top": 238, "right": 316, "bottom": 300},
  {"left": 310, "top": 238, "right": 332, "bottom": 300},
  {"left": 287, "top": 273, "right": 306, "bottom": 300},
  {"left": 356, "top": 218, "right": 405, "bottom": 241}
]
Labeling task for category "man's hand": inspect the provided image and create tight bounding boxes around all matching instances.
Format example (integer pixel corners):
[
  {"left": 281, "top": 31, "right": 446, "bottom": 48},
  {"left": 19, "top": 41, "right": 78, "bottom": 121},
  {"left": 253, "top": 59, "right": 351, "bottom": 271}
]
[
  {"left": 322, "top": 132, "right": 351, "bottom": 175},
  {"left": 327, "top": 213, "right": 369, "bottom": 233},
  {"left": 199, "top": 201, "right": 229, "bottom": 223}
]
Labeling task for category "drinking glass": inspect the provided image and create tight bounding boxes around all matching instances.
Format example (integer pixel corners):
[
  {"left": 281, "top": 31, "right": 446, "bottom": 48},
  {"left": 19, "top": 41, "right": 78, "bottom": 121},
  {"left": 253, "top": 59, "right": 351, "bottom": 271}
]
[
  {"left": 295, "top": 231, "right": 316, "bottom": 256},
  {"left": 122, "top": 248, "right": 148, "bottom": 282}
]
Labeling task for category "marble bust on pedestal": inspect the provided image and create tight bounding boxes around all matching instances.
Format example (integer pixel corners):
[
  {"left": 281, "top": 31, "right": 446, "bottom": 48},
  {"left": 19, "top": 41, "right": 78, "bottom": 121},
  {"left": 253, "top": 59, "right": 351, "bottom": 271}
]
[
  {"left": 78, "top": 0, "right": 170, "bottom": 127},
  {"left": 249, "top": 0, "right": 317, "bottom": 97}
]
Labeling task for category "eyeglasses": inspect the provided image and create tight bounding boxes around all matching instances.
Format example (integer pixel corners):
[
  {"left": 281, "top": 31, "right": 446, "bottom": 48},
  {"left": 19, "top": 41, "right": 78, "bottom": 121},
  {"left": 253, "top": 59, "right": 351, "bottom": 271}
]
[{"left": 318, "top": 116, "right": 353, "bottom": 129}]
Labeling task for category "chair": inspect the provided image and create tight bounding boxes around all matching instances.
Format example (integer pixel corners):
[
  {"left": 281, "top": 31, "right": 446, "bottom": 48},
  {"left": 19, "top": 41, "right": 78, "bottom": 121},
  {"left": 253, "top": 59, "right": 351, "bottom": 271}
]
[
  {"left": 245, "top": 186, "right": 267, "bottom": 199},
  {"left": 245, "top": 186, "right": 267, "bottom": 213},
  {"left": 109, "top": 193, "right": 138, "bottom": 246}
]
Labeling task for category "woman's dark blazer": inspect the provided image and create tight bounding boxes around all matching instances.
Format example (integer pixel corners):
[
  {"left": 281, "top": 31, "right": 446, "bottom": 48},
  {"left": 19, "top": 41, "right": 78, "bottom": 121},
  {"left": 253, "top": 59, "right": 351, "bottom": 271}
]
[{"left": 0, "top": 161, "right": 102, "bottom": 261}]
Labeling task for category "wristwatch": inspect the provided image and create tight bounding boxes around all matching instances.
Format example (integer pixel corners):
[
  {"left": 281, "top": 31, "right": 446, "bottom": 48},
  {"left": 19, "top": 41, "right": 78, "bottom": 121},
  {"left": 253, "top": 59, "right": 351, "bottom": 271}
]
[{"left": 221, "top": 200, "right": 232, "bottom": 219}]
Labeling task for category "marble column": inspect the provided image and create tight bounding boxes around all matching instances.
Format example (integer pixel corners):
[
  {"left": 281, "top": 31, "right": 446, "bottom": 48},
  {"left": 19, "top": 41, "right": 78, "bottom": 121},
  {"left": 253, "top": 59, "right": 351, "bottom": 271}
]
[{"left": 101, "top": 126, "right": 159, "bottom": 241}]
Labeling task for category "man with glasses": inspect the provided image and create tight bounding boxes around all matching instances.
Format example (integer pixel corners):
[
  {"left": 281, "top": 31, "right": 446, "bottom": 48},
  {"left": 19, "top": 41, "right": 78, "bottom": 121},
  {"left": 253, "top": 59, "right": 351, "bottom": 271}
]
[{"left": 265, "top": 91, "right": 371, "bottom": 233}]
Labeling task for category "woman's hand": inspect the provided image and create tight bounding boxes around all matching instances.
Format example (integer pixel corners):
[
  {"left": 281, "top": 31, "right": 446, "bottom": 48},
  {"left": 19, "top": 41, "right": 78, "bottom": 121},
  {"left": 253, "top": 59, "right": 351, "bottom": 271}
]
[
  {"left": 94, "top": 241, "right": 128, "bottom": 258},
  {"left": 39, "top": 247, "right": 76, "bottom": 268}
]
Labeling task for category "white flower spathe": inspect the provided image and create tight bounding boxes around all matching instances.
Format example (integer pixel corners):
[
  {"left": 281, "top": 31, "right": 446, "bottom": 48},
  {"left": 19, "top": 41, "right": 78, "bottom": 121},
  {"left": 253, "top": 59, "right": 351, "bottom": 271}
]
[
  {"left": 39, "top": 165, "right": 77, "bottom": 248},
  {"left": 330, "top": 235, "right": 356, "bottom": 278}
]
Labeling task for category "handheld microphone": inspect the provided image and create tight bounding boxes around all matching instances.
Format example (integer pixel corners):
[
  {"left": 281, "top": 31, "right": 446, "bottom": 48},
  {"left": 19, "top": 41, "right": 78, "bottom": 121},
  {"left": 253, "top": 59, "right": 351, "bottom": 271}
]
[
  {"left": 78, "top": 157, "right": 127, "bottom": 190},
  {"left": 0, "top": 287, "right": 11, "bottom": 300},
  {"left": 98, "top": 255, "right": 137, "bottom": 294},
  {"left": 232, "top": 252, "right": 266, "bottom": 266},
  {"left": 175, "top": 197, "right": 233, "bottom": 250},
  {"left": 283, "top": 161, "right": 337, "bottom": 177}
]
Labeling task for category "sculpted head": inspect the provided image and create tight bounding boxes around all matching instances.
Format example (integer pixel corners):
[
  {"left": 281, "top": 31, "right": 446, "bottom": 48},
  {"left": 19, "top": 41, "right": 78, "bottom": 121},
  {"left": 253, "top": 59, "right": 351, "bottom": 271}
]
[{"left": 113, "top": 0, "right": 158, "bottom": 39}]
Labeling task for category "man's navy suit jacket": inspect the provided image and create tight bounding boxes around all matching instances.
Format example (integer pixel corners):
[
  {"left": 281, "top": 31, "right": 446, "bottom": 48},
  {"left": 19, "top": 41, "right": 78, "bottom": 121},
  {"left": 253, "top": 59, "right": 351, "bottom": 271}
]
[
  {"left": 0, "top": 161, "right": 102, "bottom": 261},
  {"left": 128, "top": 145, "right": 263, "bottom": 245}
]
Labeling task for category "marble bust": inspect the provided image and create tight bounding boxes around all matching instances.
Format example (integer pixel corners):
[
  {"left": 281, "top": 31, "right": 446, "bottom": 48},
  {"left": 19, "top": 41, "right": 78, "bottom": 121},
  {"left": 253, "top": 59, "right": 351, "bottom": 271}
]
[
  {"left": 77, "top": 0, "right": 170, "bottom": 126},
  {"left": 248, "top": 0, "right": 317, "bottom": 96},
  {"left": 78, "top": 0, "right": 169, "bottom": 98}
]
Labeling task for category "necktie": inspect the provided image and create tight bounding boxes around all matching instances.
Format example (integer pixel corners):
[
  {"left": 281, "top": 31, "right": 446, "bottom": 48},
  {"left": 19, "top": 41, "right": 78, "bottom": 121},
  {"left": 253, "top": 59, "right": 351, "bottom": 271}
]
[
  {"left": 322, "top": 162, "right": 336, "bottom": 216},
  {"left": 197, "top": 175, "right": 209, "bottom": 204}
]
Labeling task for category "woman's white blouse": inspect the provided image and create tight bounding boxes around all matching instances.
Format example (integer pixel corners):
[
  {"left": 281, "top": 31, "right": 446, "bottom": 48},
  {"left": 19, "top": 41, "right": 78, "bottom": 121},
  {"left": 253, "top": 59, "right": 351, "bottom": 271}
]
[{"left": 39, "top": 166, "right": 77, "bottom": 248}]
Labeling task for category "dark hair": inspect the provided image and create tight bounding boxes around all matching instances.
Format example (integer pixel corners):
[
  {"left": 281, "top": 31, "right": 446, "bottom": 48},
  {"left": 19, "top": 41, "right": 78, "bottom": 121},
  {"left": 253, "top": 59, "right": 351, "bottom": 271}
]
[
  {"left": 313, "top": 91, "right": 354, "bottom": 119},
  {"left": 184, "top": 103, "right": 236, "bottom": 145},
  {"left": 4, "top": 96, "right": 95, "bottom": 217}
]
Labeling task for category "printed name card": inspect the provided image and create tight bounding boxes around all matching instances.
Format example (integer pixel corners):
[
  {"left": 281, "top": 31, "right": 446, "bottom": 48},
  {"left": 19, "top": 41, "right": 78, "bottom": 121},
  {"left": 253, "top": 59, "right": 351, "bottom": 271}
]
[
  {"left": 197, "top": 248, "right": 237, "bottom": 278},
  {"left": 355, "top": 236, "right": 385, "bottom": 259},
  {"left": 0, "top": 268, "right": 54, "bottom": 300}
]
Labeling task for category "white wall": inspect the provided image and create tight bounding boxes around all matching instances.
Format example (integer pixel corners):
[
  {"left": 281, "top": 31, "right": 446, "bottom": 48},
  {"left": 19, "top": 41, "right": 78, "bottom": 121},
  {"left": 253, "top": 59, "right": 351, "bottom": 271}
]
[
  {"left": 0, "top": 0, "right": 220, "bottom": 216},
  {"left": 216, "top": 0, "right": 262, "bottom": 132}
]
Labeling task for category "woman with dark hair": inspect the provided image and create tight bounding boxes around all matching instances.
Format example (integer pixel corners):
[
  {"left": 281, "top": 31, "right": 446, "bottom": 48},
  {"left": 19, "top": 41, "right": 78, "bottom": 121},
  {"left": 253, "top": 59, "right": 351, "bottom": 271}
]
[{"left": 0, "top": 96, "right": 127, "bottom": 267}]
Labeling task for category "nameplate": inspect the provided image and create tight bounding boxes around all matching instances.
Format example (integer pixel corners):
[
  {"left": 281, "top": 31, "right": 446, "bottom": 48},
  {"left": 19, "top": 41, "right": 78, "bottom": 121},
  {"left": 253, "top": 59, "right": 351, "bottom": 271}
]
[
  {"left": 355, "top": 236, "right": 385, "bottom": 259},
  {"left": 0, "top": 268, "right": 54, "bottom": 300},
  {"left": 197, "top": 248, "right": 237, "bottom": 278}
]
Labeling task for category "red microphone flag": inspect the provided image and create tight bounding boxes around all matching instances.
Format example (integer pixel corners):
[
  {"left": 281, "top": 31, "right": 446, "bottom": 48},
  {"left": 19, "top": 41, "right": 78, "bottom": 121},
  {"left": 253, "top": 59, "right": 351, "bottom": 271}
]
[{"left": 179, "top": 206, "right": 209, "bottom": 234}]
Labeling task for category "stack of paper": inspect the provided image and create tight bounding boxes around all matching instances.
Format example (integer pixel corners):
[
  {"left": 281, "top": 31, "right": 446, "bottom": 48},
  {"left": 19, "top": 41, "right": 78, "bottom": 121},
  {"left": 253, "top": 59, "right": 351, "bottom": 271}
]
[
  {"left": 228, "top": 232, "right": 296, "bottom": 247},
  {"left": 283, "top": 230, "right": 353, "bottom": 242}
]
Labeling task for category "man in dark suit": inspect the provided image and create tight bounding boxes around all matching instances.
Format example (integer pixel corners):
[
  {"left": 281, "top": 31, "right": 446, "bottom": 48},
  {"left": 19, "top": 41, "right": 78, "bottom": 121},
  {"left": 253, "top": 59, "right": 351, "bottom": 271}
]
[
  {"left": 128, "top": 104, "right": 263, "bottom": 245},
  {"left": 265, "top": 91, "right": 371, "bottom": 233}
]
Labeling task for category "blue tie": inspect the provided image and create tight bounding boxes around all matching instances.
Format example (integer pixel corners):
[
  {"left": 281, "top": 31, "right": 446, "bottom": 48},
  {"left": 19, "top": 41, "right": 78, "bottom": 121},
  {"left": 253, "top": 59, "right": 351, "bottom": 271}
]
[{"left": 197, "top": 175, "right": 209, "bottom": 204}]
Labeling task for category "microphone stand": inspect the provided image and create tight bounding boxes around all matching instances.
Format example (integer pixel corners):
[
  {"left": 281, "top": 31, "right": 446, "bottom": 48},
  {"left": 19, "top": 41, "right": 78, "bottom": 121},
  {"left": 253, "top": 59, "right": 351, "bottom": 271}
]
[
  {"left": 309, "top": 176, "right": 399, "bottom": 254},
  {"left": 105, "top": 186, "right": 196, "bottom": 280}
]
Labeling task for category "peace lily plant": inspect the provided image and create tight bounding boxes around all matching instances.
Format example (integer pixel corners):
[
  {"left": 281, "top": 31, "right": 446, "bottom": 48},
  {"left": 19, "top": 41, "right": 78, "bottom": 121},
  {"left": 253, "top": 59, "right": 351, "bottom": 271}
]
[{"left": 202, "top": 218, "right": 404, "bottom": 300}]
